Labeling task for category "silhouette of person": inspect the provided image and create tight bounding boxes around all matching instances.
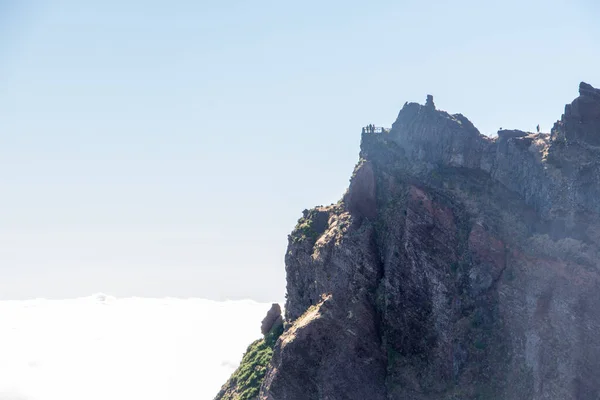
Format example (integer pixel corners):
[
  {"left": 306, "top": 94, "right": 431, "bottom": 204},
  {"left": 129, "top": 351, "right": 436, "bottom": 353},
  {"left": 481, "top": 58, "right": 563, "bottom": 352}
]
[{"left": 536, "top": 124, "right": 540, "bottom": 133}]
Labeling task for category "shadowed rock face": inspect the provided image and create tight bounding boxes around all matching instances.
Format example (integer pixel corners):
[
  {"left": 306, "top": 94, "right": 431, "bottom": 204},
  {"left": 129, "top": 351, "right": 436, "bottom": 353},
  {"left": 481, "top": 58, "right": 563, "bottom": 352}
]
[
  {"left": 261, "top": 304, "right": 283, "bottom": 336},
  {"left": 560, "top": 82, "right": 600, "bottom": 146},
  {"left": 251, "top": 83, "right": 600, "bottom": 400}
]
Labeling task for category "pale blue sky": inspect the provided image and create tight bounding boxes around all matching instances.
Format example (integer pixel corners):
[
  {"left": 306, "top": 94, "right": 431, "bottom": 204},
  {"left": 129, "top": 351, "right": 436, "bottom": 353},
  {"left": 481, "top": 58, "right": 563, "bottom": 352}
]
[{"left": 0, "top": 0, "right": 598, "bottom": 301}]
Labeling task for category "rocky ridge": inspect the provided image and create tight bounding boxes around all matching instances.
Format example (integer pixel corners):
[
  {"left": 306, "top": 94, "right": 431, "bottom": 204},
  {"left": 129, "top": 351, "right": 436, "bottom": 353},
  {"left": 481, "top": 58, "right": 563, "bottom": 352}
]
[{"left": 217, "top": 82, "right": 600, "bottom": 400}]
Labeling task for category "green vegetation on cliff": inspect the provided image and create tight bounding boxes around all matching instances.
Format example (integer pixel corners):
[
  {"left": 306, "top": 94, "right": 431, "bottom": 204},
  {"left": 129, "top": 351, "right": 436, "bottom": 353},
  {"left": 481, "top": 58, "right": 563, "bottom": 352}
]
[
  {"left": 214, "top": 324, "right": 283, "bottom": 400},
  {"left": 290, "top": 208, "right": 330, "bottom": 244}
]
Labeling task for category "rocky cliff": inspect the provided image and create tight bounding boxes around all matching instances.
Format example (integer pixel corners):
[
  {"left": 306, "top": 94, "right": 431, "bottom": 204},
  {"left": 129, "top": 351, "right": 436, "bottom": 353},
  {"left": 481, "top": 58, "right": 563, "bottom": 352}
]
[{"left": 216, "top": 82, "right": 600, "bottom": 400}]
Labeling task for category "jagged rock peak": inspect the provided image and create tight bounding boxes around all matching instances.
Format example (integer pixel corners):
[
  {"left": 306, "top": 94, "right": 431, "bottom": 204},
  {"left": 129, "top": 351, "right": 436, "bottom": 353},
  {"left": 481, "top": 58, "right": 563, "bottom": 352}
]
[
  {"left": 426, "top": 94, "right": 435, "bottom": 109},
  {"left": 579, "top": 81, "right": 600, "bottom": 100},
  {"left": 263, "top": 81, "right": 600, "bottom": 399},
  {"left": 555, "top": 81, "right": 600, "bottom": 146},
  {"left": 217, "top": 80, "right": 600, "bottom": 400}
]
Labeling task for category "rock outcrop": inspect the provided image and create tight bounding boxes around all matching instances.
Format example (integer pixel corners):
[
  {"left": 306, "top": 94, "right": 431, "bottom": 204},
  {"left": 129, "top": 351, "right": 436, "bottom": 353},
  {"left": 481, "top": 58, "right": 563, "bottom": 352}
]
[
  {"left": 217, "top": 82, "right": 600, "bottom": 400},
  {"left": 261, "top": 303, "right": 283, "bottom": 336}
]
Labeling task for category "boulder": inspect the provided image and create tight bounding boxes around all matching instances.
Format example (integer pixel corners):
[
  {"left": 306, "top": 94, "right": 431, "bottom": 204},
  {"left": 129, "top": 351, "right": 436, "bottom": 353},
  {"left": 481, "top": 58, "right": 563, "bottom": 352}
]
[{"left": 260, "top": 303, "right": 283, "bottom": 336}]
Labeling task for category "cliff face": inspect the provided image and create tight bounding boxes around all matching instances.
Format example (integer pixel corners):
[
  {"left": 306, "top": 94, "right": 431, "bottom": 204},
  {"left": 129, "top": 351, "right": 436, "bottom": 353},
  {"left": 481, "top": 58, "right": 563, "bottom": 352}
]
[{"left": 219, "top": 82, "right": 600, "bottom": 400}]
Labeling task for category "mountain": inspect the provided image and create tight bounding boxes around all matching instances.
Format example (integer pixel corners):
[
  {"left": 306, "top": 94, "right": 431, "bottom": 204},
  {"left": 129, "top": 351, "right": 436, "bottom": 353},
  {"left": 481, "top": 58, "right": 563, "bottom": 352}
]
[{"left": 216, "top": 82, "right": 600, "bottom": 400}]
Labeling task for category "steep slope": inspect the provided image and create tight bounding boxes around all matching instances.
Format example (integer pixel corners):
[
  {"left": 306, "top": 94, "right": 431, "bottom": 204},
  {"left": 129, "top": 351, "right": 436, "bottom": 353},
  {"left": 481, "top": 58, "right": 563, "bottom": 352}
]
[
  {"left": 218, "top": 82, "right": 600, "bottom": 400},
  {"left": 215, "top": 305, "right": 284, "bottom": 400}
]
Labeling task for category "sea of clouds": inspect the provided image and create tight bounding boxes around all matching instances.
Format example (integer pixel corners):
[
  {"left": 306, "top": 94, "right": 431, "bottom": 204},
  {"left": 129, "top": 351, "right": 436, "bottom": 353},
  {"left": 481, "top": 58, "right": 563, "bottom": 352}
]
[{"left": 0, "top": 294, "right": 276, "bottom": 400}]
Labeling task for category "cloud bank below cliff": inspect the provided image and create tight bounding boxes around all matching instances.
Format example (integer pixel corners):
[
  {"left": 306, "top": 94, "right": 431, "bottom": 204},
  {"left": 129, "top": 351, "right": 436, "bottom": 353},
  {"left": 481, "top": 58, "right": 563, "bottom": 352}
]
[{"left": 0, "top": 295, "right": 275, "bottom": 400}]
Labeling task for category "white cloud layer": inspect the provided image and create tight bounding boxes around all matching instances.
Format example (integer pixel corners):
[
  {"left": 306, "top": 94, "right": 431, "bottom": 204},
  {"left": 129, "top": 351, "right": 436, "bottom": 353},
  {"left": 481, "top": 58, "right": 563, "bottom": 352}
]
[{"left": 0, "top": 294, "right": 276, "bottom": 400}]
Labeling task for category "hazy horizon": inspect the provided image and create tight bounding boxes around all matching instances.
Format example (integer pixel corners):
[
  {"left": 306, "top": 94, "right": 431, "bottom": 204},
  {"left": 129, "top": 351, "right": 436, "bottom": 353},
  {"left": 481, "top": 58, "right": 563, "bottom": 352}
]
[{"left": 0, "top": 295, "right": 275, "bottom": 400}]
